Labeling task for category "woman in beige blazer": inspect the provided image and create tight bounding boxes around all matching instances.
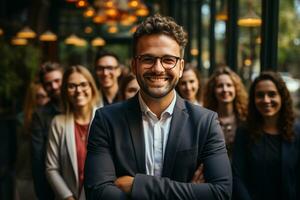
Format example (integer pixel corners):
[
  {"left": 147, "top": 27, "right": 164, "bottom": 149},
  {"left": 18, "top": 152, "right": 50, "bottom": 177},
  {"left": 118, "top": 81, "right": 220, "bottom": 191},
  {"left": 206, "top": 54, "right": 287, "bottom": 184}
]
[{"left": 46, "top": 65, "right": 102, "bottom": 200}]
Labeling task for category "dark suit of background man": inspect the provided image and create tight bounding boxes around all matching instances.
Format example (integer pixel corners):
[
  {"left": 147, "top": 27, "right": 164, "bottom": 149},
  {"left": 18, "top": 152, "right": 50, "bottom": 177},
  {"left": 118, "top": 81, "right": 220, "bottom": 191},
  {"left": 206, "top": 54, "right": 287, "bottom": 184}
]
[
  {"left": 31, "top": 62, "right": 63, "bottom": 200},
  {"left": 85, "top": 14, "right": 232, "bottom": 200}
]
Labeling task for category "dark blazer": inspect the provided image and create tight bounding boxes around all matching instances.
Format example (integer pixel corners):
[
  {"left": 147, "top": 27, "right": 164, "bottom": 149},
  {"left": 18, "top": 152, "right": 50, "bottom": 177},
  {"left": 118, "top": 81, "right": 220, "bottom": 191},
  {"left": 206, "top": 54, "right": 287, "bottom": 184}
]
[
  {"left": 232, "top": 125, "right": 300, "bottom": 200},
  {"left": 85, "top": 94, "right": 232, "bottom": 200},
  {"left": 31, "top": 101, "right": 61, "bottom": 200}
]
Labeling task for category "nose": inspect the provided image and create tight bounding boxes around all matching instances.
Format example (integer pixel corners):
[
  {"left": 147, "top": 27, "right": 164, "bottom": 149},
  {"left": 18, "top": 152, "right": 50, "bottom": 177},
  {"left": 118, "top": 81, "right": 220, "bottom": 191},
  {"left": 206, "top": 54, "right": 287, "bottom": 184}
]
[
  {"left": 51, "top": 82, "right": 59, "bottom": 90},
  {"left": 151, "top": 58, "right": 165, "bottom": 72},
  {"left": 262, "top": 95, "right": 271, "bottom": 103},
  {"left": 102, "top": 68, "right": 110, "bottom": 75},
  {"left": 186, "top": 82, "right": 192, "bottom": 90}
]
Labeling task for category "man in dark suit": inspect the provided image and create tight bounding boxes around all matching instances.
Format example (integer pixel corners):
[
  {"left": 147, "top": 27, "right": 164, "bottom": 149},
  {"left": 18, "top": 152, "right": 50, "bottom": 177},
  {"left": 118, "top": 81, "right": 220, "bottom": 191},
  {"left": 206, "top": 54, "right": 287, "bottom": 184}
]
[
  {"left": 85, "top": 14, "right": 232, "bottom": 200},
  {"left": 31, "top": 62, "right": 63, "bottom": 200}
]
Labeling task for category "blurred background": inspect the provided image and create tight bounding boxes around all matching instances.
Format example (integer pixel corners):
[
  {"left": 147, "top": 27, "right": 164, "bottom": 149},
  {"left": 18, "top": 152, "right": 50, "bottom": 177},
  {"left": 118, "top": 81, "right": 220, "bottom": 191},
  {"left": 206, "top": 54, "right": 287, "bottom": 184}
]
[{"left": 1, "top": 0, "right": 300, "bottom": 115}]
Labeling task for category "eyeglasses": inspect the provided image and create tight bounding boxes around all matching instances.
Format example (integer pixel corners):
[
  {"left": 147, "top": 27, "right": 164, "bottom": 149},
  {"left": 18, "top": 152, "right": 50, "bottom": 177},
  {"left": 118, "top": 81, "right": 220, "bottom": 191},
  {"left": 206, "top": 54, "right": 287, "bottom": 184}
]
[
  {"left": 135, "top": 55, "right": 181, "bottom": 70},
  {"left": 67, "top": 81, "right": 90, "bottom": 92},
  {"left": 95, "top": 65, "right": 119, "bottom": 73}
]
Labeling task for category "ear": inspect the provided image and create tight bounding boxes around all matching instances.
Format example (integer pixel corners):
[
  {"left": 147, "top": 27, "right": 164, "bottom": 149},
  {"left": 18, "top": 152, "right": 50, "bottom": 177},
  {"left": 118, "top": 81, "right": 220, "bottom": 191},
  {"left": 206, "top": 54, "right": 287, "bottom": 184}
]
[{"left": 179, "top": 59, "right": 184, "bottom": 78}]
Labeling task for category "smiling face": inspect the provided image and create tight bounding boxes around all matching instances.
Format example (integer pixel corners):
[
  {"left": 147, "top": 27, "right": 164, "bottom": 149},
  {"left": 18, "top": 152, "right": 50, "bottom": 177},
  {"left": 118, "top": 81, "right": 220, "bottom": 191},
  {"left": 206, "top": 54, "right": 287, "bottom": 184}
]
[
  {"left": 67, "top": 72, "right": 92, "bottom": 110},
  {"left": 214, "top": 74, "right": 236, "bottom": 105},
  {"left": 132, "top": 34, "right": 184, "bottom": 102},
  {"left": 254, "top": 80, "right": 282, "bottom": 120},
  {"left": 43, "top": 70, "right": 63, "bottom": 100},
  {"left": 95, "top": 55, "right": 121, "bottom": 90},
  {"left": 177, "top": 69, "right": 199, "bottom": 102}
]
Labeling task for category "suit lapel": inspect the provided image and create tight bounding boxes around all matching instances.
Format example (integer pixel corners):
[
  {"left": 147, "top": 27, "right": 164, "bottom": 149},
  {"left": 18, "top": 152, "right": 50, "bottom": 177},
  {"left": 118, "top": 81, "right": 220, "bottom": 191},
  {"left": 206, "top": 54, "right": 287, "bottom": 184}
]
[
  {"left": 125, "top": 96, "right": 146, "bottom": 173},
  {"left": 65, "top": 113, "right": 79, "bottom": 187},
  {"left": 162, "top": 96, "right": 188, "bottom": 177}
]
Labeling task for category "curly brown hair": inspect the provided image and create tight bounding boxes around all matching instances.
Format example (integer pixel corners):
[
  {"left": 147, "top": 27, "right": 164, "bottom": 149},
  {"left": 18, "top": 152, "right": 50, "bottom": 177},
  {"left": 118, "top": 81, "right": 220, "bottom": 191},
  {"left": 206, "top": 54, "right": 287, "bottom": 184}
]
[
  {"left": 203, "top": 66, "right": 248, "bottom": 122},
  {"left": 247, "top": 71, "right": 295, "bottom": 141},
  {"left": 133, "top": 14, "right": 188, "bottom": 57}
]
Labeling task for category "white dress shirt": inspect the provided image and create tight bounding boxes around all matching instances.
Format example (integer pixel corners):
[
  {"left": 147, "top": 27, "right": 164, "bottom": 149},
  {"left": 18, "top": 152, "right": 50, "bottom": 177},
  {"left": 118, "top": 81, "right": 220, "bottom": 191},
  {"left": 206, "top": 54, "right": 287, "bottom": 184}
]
[{"left": 138, "top": 92, "right": 176, "bottom": 177}]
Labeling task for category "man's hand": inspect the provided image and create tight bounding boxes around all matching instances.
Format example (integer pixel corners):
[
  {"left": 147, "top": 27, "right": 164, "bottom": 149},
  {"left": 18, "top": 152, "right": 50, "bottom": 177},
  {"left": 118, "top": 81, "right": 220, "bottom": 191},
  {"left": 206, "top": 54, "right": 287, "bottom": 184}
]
[
  {"left": 191, "top": 164, "right": 205, "bottom": 184},
  {"left": 114, "top": 176, "right": 134, "bottom": 194}
]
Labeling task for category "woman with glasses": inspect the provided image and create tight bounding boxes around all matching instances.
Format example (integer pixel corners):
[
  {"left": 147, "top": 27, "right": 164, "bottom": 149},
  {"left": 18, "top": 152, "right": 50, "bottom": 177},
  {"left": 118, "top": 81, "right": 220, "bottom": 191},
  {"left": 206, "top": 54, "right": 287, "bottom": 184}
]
[
  {"left": 176, "top": 63, "right": 202, "bottom": 105},
  {"left": 203, "top": 66, "right": 248, "bottom": 159},
  {"left": 232, "top": 72, "right": 300, "bottom": 200},
  {"left": 46, "top": 66, "right": 101, "bottom": 200}
]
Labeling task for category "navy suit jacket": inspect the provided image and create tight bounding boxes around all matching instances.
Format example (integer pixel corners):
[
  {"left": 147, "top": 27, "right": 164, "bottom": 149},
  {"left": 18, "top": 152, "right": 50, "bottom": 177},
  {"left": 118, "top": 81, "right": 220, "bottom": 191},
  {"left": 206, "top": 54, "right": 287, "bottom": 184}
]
[{"left": 84, "top": 94, "right": 232, "bottom": 200}]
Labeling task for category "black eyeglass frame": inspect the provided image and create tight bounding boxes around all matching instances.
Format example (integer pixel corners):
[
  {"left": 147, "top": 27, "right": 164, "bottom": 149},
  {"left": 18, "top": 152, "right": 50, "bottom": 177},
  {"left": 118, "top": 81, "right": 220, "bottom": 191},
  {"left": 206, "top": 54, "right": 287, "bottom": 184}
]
[{"left": 135, "top": 54, "right": 182, "bottom": 70}]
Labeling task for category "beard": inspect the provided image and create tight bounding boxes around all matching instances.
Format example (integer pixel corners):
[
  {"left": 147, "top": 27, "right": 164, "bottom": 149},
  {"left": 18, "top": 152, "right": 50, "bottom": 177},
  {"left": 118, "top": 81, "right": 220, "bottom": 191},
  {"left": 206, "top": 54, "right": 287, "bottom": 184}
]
[{"left": 136, "top": 71, "right": 179, "bottom": 99}]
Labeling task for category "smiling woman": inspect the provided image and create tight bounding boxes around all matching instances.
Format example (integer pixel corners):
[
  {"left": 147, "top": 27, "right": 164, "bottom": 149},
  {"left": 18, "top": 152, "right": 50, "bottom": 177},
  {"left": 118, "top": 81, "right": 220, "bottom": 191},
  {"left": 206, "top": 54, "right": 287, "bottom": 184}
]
[
  {"left": 45, "top": 65, "right": 102, "bottom": 200},
  {"left": 203, "top": 66, "right": 248, "bottom": 159},
  {"left": 232, "top": 71, "right": 300, "bottom": 200},
  {"left": 176, "top": 63, "right": 202, "bottom": 106}
]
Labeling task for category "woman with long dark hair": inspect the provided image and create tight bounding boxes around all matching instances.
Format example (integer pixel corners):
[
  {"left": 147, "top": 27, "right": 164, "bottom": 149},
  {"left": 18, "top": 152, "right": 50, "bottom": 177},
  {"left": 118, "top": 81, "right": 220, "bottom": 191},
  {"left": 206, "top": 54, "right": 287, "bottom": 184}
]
[{"left": 232, "top": 71, "right": 300, "bottom": 200}]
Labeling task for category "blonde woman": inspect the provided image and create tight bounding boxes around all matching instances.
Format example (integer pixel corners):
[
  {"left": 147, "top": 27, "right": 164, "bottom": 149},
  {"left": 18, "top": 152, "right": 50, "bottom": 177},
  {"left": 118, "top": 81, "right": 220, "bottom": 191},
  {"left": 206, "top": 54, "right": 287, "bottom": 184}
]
[{"left": 46, "top": 66, "right": 101, "bottom": 200}]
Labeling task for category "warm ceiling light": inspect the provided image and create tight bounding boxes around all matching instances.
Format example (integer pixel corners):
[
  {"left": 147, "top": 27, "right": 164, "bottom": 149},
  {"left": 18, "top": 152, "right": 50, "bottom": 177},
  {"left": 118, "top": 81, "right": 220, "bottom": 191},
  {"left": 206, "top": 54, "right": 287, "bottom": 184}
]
[
  {"left": 17, "top": 26, "right": 36, "bottom": 39},
  {"left": 76, "top": 0, "right": 88, "bottom": 8},
  {"left": 11, "top": 37, "right": 28, "bottom": 45},
  {"left": 91, "top": 37, "right": 106, "bottom": 46},
  {"left": 135, "top": 4, "right": 149, "bottom": 17},
  {"left": 0, "top": 28, "right": 3, "bottom": 36},
  {"left": 105, "top": 0, "right": 114, "bottom": 8},
  {"left": 105, "top": 8, "right": 118, "bottom": 17},
  {"left": 256, "top": 36, "right": 261, "bottom": 44},
  {"left": 74, "top": 38, "right": 87, "bottom": 46},
  {"left": 244, "top": 58, "right": 252, "bottom": 66},
  {"left": 93, "top": 12, "right": 107, "bottom": 24},
  {"left": 39, "top": 31, "right": 57, "bottom": 42},
  {"left": 84, "top": 26, "right": 93, "bottom": 34},
  {"left": 65, "top": 34, "right": 80, "bottom": 45},
  {"left": 127, "top": 14, "right": 138, "bottom": 23},
  {"left": 107, "top": 25, "right": 118, "bottom": 34},
  {"left": 216, "top": 9, "right": 227, "bottom": 21},
  {"left": 238, "top": 3, "right": 262, "bottom": 27},
  {"left": 128, "top": 0, "right": 139, "bottom": 8},
  {"left": 190, "top": 48, "right": 199, "bottom": 56},
  {"left": 83, "top": 7, "right": 95, "bottom": 18}
]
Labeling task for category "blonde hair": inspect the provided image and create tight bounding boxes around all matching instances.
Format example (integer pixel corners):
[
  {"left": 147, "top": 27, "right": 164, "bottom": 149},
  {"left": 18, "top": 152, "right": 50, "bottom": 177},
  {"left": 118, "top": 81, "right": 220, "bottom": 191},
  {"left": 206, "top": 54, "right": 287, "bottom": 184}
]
[{"left": 61, "top": 65, "right": 101, "bottom": 114}]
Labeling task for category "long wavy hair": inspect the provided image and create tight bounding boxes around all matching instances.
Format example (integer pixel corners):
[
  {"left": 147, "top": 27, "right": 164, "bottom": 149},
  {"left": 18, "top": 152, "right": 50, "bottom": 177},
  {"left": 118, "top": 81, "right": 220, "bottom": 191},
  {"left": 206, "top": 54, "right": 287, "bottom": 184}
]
[
  {"left": 247, "top": 71, "right": 295, "bottom": 141},
  {"left": 203, "top": 66, "right": 248, "bottom": 122},
  {"left": 61, "top": 65, "right": 101, "bottom": 114}
]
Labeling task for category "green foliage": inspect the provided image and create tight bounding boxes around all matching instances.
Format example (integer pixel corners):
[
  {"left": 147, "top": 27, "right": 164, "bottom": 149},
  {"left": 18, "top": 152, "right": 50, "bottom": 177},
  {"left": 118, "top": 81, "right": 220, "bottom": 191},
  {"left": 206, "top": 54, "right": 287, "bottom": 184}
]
[
  {"left": 278, "top": 0, "right": 300, "bottom": 66},
  {"left": 0, "top": 40, "right": 41, "bottom": 104}
]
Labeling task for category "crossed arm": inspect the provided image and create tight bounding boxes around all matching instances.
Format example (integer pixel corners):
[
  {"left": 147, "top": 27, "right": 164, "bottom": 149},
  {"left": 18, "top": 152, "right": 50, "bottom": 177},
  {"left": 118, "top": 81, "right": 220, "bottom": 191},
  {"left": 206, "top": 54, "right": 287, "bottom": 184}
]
[
  {"left": 84, "top": 110, "right": 232, "bottom": 200},
  {"left": 115, "top": 164, "right": 205, "bottom": 194}
]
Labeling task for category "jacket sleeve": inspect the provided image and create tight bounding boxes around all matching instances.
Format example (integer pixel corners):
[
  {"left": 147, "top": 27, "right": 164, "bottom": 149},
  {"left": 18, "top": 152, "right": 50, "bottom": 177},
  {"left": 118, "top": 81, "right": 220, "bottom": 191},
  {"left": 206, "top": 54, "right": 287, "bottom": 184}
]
[
  {"left": 45, "top": 116, "right": 74, "bottom": 199},
  {"left": 84, "top": 110, "right": 128, "bottom": 200},
  {"left": 232, "top": 127, "right": 252, "bottom": 200},
  {"left": 131, "top": 112, "right": 232, "bottom": 200},
  {"left": 31, "top": 111, "right": 53, "bottom": 199}
]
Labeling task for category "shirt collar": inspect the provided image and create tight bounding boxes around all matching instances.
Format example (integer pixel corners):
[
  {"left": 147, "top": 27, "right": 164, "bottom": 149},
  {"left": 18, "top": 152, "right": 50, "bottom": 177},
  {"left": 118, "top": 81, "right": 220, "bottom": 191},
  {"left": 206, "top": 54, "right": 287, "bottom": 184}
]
[{"left": 138, "top": 91, "right": 177, "bottom": 118}]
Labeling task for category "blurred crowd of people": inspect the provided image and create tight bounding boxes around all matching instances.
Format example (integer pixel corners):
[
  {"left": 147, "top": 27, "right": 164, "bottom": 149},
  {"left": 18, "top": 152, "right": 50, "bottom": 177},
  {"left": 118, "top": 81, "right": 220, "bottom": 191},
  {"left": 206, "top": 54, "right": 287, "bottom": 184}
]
[{"left": 1, "top": 14, "right": 300, "bottom": 200}]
